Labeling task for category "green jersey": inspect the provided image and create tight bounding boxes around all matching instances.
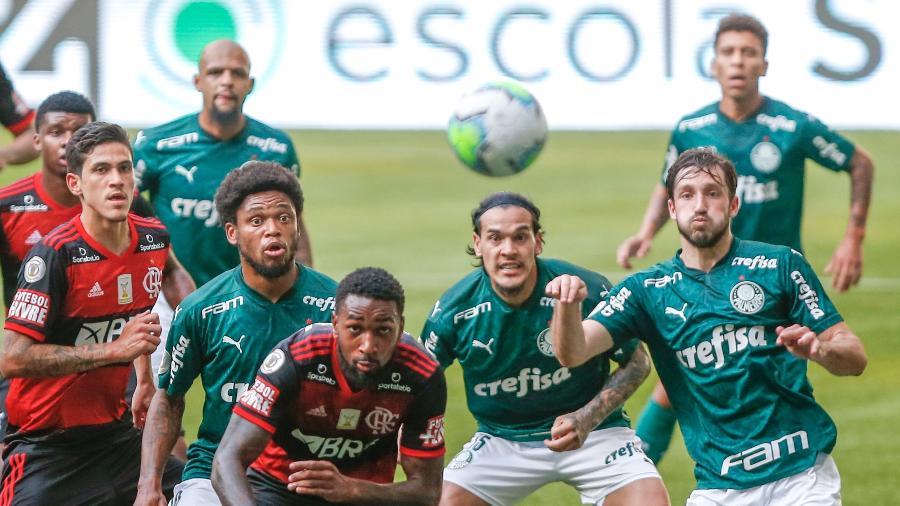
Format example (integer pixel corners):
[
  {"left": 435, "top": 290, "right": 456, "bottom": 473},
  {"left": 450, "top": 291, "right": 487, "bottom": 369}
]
[
  {"left": 158, "top": 263, "right": 336, "bottom": 481},
  {"left": 591, "top": 239, "right": 842, "bottom": 490},
  {"left": 422, "top": 258, "right": 637, "bottom": 442},
  {"left": 664, "top": 97, "right": 855, "bottom": 251},
  {"left": 133, "top": 114, "right": 300, "bottom": 286}
]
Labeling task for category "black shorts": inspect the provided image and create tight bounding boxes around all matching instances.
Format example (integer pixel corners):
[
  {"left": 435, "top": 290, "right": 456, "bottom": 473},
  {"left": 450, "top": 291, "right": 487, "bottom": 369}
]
[
  {"left": 0, "top": 421, "right": 183, "bottom": 506},
  {"left": 248, "top": 468, "right": 348, "bottom": 505}
]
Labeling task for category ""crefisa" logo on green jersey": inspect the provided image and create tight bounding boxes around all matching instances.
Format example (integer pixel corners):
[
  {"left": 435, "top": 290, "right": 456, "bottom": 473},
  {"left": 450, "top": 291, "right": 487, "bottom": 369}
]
[
  {"left": 473, "top": 366, "right": 572, "bottom": 398},
  {"left": 676, "top": 325, "right": 767, "bottom": 370}
]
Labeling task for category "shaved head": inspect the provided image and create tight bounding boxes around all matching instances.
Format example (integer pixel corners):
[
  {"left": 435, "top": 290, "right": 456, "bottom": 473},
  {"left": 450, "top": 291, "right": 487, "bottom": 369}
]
[{"left": 199, "top": 39, "right": 250, "bottom": 72}]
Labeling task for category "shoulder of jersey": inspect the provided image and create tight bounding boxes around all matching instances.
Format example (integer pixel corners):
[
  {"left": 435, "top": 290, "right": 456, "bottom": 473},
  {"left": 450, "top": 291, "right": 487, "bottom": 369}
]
[
  {"left": 0, "top": 174, "right": 37, "bottom": 207},
  {"left": 541, "top": 258, "right": 608, "bottom": 290},
  {"left": 675, "top": 101, "right": 719, "bottom": 125},
  {"left": 244, "top": 115, "right": 291, "bottom": 140},
  {"left": 177, "top": 267, "right": 244, "bottom": 314},
  {"left": 434, "top": 269, "right": 484, "bottom": 314},
  {"left": 133, "top": 114, "right": 198, "bottom": 150},
  {"left": 299, "top": 266, "right": 338, "bottom": 292},
  {"left": 394, "top": 333, "right": 440, "bottom": 379},
  {"left": 734, "top": 238, "right": 796, "bottom": 260},
  {"left": 287, "top": 322, "right": 335, "bottom": 364}
]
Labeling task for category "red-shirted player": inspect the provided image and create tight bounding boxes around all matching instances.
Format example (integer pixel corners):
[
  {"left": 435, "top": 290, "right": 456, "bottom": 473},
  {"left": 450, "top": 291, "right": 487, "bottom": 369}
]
[
  {"left": 0, "top": 61, "right": 38, "bottom": 170},
  {"left": 0, "top": 122, "right": 183, "bottom": 505},
  {"left": 212, "top": 267, "right": 447, "bottom": 506}
]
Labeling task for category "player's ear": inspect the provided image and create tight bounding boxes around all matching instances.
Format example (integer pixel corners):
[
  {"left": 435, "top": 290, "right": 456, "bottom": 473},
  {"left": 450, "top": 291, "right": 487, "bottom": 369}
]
[
  {"left": 66, "top": 173, "right": 82, "bottom": 197},
  {"left": 193, "top": 73, "right": 201, "bottom": 92},
  {"left": 729, "top": 194, "right": 741, "bottom": 217},
  {"left": 472, "top": 232, "right": 482, "bottom": 257},
  {"left": 248, "top": 77, "right": 255, "bottom": 95},
  {"left": 534, "top": 231, "right": 544, "bottom": 256},
  {"left": 667, "top": 198, "right": 677, "bottom": 220},
  {"left": 33, "top": 129, "right": 41, "bottom": 151},
  {"left": 761, "top": 58, "right": 768, "bottom": 77},
  {"left": 224, "top": 222, "right": 238, "bottom": 245}
]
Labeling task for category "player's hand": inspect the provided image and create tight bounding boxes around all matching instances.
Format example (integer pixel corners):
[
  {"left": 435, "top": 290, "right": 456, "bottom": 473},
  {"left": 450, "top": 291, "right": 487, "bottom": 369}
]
[
  {"left": 544, "top": 412, "right": 589, "bottom": 452},
  {"left": 131, "top": 380, "right": 154, "bottom": 429},
  {"left": 616, "top": 235, "right": 652, "bottom": 270},
  {"left": 133, "top": 485, "right": 168, "bottom": 506},
  {"left": 776, "top": 324, "right": 821, "bottom": 360},
  {"left": 287, "top": 460, "right": 355, "bottom": 502},
  {"left": 825, "top": 235, "right": 863, "bottom": 293},
  {"left": 110, "top": 312, "right": 161, "bottom": 363},
  {"left": 545, "top": 275, "right": 588, "bottom": 304}
]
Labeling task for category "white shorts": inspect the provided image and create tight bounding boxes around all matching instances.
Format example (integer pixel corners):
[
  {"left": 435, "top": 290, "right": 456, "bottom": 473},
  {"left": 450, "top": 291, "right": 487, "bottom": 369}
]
[
  {"left": 151, "top": 291, "right": 175, "bottom": 376},
  {"left": 444, "top": 427, "right": 660, "bottom": 506},
  {"left": 687, "top": 453, "right": 841, "bottom": 506},
  {"left": 170, "top": 478, "right": 222, "bottom": 506}
]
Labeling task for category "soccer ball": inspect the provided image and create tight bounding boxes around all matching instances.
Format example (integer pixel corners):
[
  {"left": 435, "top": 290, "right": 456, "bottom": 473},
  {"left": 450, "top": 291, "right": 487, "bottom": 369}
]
[{"left": 448, "top": 81, "right": 548, "bottom": 177}]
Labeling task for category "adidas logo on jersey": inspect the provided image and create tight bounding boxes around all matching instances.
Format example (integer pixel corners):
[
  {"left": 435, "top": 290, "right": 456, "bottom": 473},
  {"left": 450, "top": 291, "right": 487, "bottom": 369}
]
[
  {"left": 87, "top": 282, "right": 104, "bottom": 298},
  {"left": 25, "top": 230, "right": 42, "bottom": 245},
  {"left": 307, "top": 405, "right": 328, "bottom": 417}
]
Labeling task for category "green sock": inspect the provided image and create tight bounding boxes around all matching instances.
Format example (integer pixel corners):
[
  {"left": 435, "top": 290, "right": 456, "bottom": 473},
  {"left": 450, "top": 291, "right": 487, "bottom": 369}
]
[{"left": 635, "top": 398, "right": 677, "bottom": 464}]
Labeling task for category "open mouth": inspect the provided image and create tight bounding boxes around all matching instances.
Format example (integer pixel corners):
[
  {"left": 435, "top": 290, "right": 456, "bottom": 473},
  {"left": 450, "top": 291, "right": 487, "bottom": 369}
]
[{"left": 263, "top": 242, "right": 286, "bottom": 258}]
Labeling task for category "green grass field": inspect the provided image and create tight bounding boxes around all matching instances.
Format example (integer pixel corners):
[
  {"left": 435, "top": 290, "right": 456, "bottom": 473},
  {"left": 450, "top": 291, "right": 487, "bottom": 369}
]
[{"left": 3, "top": 129, "right": 898, "bottom": 504}]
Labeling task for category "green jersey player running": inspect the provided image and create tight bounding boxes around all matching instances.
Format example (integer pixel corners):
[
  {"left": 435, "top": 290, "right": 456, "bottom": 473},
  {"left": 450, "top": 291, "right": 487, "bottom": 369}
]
[
  {"left": 135, "top": 162, "right": 336, "bottom": 506},
  {"left": 423, "top": 192, "right": 668, "bottom": 506},
  {"left": 617, "top": 14, "right": 875, "bottom": 464},
  {"left": 550, "top": 149, "right": 867, "bottom": 505}
]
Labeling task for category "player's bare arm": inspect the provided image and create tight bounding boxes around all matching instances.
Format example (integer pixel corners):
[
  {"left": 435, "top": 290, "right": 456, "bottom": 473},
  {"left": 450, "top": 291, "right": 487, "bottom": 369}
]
[
  {"left": 0, "top": 124, "right": 39, "bottom": 170},
  {"left": 545, "top": 343, "right": 652, "bottom": 452},
  {"left": 296, "top": 213, "right": 313, "bottom": 267},
  {"left": 161, "top": 250, "right": 196, "bottom": 307},
  {"left": 617, "top": 183, "right": 669, "bottom": 269},
  {"left": 545, "top": 274, "right": 615, "bottom": 367},
  {"left": 826, "top": 148, "right": 874, "bottom": 292},
  {"left": 212, "top": 415, "right": 277, "bottom": 505},
  {"left": 0, "top": 312, "right": 160, "bottom": 377},
  {"left": 131, "top": 353, "right": 155, "bottom": 429},
  {"left": 287, "top": 452, "right": 443, "bottom": 505},
  {"left": 136, "top": 391, "right": 186, "bottom": 506},
  {"left": 776, "top": 321, "right": 867, "bottom": 376}
]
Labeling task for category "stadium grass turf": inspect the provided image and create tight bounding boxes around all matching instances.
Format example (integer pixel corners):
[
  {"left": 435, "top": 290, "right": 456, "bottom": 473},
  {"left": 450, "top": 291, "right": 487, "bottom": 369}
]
[{"left": 2, "top": 130, "right": 898, "bottom": 504}]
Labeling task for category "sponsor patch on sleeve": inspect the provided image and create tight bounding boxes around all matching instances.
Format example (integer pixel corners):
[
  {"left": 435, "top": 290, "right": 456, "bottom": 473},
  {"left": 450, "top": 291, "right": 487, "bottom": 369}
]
[
  {"left": 7, "top": 289, "right": 51, "bottom": 327},
  {"left": 418, "top": 415, "right": 445, "bottom": 448},
  {"left": 238, "top": 378, "right": 281, "bottom": 418}
]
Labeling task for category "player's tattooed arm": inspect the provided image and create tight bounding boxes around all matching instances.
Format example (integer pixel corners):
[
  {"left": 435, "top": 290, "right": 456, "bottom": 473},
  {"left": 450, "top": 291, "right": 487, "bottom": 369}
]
[
  {"left": 826, "top": 147, "right": 874, "bottom": 292},
  {"left": 136, "top": 391, "right": 185, "bottom": 505},
  {"left": 285, "top": 454, "right": 443, "bottom": 505},
  {"left": 545, "top": 343, "right": 651, "bottom": 452},
  {"left": 0, "top": 313, "right": 161, "bottom": 377},
  {"left": 162, "top": 249, "right": 196, "bottom": 307},
  {"left": 212, "top": 416, "right": 272, "bottom": 506}
]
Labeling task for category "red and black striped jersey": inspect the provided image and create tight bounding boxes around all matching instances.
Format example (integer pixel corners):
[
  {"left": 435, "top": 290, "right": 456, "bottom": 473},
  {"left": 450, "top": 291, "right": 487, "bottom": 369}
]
[
  {"left": 235, "top": 324, "right": 447, "bottom": 486},
  {"left": 0, "top": 62, "right": 33, "bottom": 135},
  {"left": 0, "top": 173, "right": 81, "bottom": 307},
  {"left": 3, "top": 213, "right": 169, "bottom": 434}
]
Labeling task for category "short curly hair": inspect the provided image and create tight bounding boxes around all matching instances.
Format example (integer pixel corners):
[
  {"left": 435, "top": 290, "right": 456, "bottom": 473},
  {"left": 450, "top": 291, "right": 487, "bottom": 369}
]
[
  {"left": 35, "top": 91, "right": 95, "bottom": 130},
  {"left": 336, "top": 267, "right": 405, "bottom": 316},
  {"left": 466, "top": 191, "right": 545, "bottom": 266},
  {"left": 665, "top": 148, "right": 737, "bottom": 200},
  {"left": 65, "top": 121, "right": 131, "bottom": 175},
  {"left": 214, "top": 161, "right": 303, "bottom": 226}
]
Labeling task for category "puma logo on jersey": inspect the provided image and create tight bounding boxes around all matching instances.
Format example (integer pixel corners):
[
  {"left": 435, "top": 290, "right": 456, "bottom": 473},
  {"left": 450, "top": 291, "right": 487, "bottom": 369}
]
[
  {"left": 665, "top": 303, "right": 687, "bottom": 322},
  {"left": 175, "top": 165, "right": 198, "bottom": 183},
  {"left": 472, "top": 338, "right": 494, "bottom": 355},
  {"left": 222, "top": 335, "right": 246, "bottom": 353}
]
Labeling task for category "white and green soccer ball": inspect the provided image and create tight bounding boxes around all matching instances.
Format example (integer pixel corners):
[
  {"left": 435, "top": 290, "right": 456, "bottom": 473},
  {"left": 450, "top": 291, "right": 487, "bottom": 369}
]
[{"left": 448, "top": 81, "right": 548, "bottom": 177}]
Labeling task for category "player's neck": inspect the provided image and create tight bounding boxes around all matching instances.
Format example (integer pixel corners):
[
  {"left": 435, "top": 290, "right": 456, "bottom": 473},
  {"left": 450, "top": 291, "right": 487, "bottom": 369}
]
[
  {"left": 80, "top": 209, "right": 131, "bottom": 255},
  {"left": 41, "top": 170, "right": 80, "bottom": 207},
  {"left": 719, "top": 93, "right": 764, "bottom": 122},
  {"left": 679, "top": 233, "right": 734, "bottom": 272},
  {"left": 198, "top": 111, "right": 246, "bottom": 140},
  {"left": 242, "top": 261, "right": 299, "bottom": 302}
]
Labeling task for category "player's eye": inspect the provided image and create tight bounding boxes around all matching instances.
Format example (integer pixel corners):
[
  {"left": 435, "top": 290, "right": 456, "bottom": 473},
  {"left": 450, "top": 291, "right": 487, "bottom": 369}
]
[
  {"left": 250, "top": 217, "right": 263, "bottom": 226},
  {"left": 279, "top": 214, "right": 291, "bottom": 223}
]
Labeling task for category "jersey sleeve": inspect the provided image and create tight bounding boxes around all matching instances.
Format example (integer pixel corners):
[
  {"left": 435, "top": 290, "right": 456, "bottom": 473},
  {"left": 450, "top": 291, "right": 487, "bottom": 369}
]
[
  {"left": 783, "top": 250, "right": 843, "bottom": 333},
  {"left": 399, "top": 368, "right": 447, "bottom": 458},
  {"left": 233, "top": 338, "right": 300, "bottom": 434},
  {"left": 586, "top": 276, "right": 648, "bottom": 348},
  {"left": 0, "top": 63, "right": 34, "bottom": 135},
  {"left": 283, "top": 138, "right": 301, "bottom": 178},
  {"left": 159, "top": 303, "right": 205, "bottom": 394},
  {"left": 132, "top": 131, "right": 159, "bottom": 194},
  {"left": 419, "top": 305, "right": 456, "bottom": 368},
  {"left": 800, "top": 114, "right": 856, "bottom": 173},
  {"left": 4, "top": 244, "right": 68, "bottom": 342}
]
